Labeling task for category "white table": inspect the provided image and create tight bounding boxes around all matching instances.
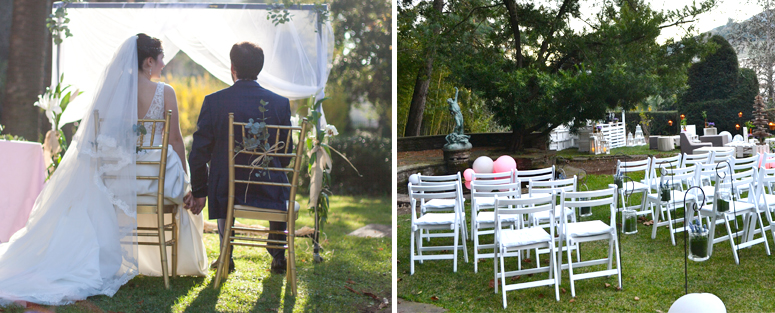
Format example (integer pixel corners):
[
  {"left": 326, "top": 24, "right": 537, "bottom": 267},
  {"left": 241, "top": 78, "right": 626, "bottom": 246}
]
[
  {"left": 725, "top": 142, "right": 756, "bottom": 158},
  {"left": 658, "top": 137, "right": 675, "bottom": 151}
]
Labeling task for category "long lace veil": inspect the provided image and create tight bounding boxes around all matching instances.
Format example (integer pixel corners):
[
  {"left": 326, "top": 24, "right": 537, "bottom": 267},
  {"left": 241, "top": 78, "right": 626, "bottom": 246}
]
[{"left": 0, "top": 36, "right": 140, "bottom": 304}]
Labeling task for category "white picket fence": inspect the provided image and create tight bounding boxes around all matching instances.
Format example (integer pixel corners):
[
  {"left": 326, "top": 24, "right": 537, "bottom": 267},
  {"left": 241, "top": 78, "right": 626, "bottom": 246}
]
[{"left": 549, "top": 112, "right": 627, "bottom": 151}]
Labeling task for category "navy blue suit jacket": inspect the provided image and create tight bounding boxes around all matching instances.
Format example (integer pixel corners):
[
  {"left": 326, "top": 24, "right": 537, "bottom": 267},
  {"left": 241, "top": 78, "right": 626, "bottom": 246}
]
[{"left": 189, "top": 80, "right": 293, "bottom": 219}]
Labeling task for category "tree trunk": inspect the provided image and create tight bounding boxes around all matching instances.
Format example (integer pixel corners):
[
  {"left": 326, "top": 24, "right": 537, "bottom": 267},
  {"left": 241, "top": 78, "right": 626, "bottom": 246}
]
[
  {"left": 509, "top": 127, "right": 523, "bottom": 152},
  {"left": 403, "top": 0, "right": 444, "bottom": 137},
  {"left": 1, "top": 0, "right": 51, "bottom": 140},
  {"left": 503, "top": 0, "right": 523, "bottom": 68}
]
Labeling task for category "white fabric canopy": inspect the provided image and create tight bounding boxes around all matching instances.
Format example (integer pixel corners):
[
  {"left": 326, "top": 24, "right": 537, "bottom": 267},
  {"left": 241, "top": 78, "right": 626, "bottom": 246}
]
[{"left": 57, "top": 3, "right": 333, "bottom": 126}]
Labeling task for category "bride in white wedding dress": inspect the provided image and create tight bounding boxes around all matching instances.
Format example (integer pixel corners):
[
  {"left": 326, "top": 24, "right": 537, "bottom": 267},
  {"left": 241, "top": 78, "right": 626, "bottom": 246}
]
[{"left": 0, "top": 34, "right": 206, "bottom": 306}]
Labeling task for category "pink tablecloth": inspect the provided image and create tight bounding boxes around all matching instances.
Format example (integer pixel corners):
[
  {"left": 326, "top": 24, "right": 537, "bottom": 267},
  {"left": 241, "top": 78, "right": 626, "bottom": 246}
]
[{"left": 0, "top": 141, "right": 46, "bottom": 242}]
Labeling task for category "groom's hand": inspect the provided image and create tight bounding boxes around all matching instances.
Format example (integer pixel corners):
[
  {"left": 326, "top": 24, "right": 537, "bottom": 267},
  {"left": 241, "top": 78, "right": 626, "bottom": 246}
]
[
  {"left": 191, "top": 197, "right": 206, "bottom": 215},
  {"left": 183, "top": 192, "right": 194, "bottom": 209}
]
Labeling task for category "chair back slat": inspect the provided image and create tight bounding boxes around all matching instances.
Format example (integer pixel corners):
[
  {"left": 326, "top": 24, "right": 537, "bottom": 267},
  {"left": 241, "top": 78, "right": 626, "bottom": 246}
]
[{"left": 495, "top": 194, "right": 554, "bottom": 215}]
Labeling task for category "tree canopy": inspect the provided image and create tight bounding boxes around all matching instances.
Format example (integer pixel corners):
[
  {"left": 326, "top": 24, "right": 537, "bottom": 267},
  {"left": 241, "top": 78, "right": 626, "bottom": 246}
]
[{"left": 399, "top": 0, "right": 717, "bottom": 151}]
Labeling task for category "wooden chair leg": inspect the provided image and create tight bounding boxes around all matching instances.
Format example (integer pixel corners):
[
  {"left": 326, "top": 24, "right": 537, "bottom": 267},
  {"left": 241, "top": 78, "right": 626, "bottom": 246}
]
[
  {"left": 214, "top": 217, "right": 235, "bottom": 288},
  {"left": 158, "top": 211, "right": 170, "bottom": 289},
  {"left": 172, "top": 212, "right": 178, "bottom": 277}
]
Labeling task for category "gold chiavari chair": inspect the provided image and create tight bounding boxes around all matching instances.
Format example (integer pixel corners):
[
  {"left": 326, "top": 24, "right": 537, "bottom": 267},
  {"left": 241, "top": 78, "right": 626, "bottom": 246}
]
[
  {"left": 92, "top": 109, "right": 178, "bottom": 289},
  {"left": 135, "top": 110, "right": 178, "bottom": 289},
  {"left": 213, "top": 114, "right": 309, "bottom": 296}
]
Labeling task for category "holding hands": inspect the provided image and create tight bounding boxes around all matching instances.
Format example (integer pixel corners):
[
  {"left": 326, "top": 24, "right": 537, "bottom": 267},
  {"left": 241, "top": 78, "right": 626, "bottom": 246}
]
[{"left": 183, "top": 192, "right": 206, "bottom": 215}]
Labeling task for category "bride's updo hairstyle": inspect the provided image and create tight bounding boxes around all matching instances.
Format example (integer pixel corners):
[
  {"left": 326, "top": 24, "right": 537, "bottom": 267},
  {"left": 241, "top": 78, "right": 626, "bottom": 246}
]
[
  {"left": 230, "top": 41, "right": 264, "bottom": 80},
  {"left": 136, "top": 33, "right": 163, "bottom": 69}
]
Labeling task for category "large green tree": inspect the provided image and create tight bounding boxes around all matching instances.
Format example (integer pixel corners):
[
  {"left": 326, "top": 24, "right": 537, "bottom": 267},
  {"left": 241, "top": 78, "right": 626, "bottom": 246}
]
[
  {"left": 400, "top": 0, "right": 716, "bottom": 151},
  {"left": 679, "top": 35, "right": 759, "bottom": 132}
]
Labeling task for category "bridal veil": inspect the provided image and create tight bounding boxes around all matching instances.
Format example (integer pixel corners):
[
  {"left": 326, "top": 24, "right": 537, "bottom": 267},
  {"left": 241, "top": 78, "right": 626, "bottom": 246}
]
[{"left": 0, "top": 36, "right": 140, "bottom": 305}]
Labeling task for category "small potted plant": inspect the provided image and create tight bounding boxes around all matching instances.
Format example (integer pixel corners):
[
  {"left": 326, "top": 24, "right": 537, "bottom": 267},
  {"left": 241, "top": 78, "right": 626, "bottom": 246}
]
[
  {"left": 688, "top": 219, "right": 710, "bottom": 262},
  {"left": 702, "top": 111, "right": 707, "bottom": 127}
]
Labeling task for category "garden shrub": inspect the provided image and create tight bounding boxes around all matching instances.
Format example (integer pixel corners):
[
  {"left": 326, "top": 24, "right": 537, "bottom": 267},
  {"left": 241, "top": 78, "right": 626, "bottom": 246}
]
[{"left": 298, "top": 131, "right": 391, "bottom": 197}]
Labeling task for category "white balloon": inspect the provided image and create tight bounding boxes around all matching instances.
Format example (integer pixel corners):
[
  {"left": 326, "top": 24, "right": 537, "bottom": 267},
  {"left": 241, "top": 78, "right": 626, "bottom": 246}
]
[
  {"left": 668, "top": 293, "right": 726, "bottom": 313},
  {"left": 472, "top": 156, "right": 494, "bottom": 174},
  {"left": 408, "top": 173, "right": 420, "bottom": 185},
  {"left": 719, "top": 131, "right": 732, "bottom": 143}
]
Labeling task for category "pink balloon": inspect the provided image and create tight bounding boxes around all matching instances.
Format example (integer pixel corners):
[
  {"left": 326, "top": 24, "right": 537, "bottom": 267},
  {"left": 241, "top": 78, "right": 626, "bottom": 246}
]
[
  {"left": 465, "top": 180, "right": 472, "bottom": 190},
  {"left": 493, "top": 155, "right": 517, "bottom": 173},
  {"left": 463, "top": 168, "right": 475, "bottom": 181}
]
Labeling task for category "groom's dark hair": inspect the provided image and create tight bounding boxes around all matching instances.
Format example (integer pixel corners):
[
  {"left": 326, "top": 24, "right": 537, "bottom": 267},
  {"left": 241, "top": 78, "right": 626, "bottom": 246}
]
[{"left": 230, "top": 42, "right": 264, "bottom": 80}]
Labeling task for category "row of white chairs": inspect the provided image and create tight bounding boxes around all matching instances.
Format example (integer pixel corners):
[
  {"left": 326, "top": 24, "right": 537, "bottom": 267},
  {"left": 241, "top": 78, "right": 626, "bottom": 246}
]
[{"left": 408, "top": 167, "right": 624, "bottom": 307}]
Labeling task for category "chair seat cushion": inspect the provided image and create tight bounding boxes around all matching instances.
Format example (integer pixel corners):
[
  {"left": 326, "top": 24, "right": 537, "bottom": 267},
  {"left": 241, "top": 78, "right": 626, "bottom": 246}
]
[
  {"left": 424, "top": 198, "right": 461, "bottom": 210},
  {"left": 566, "top": 220, "right": 613, "bottom": 237},
  {"left": 473, "top": 196, "right": 495, "bottom": 207},
  {"left": 620, "top": 181, "right": 649, "bottom": 192},
  {"left": 415, "top": 213, "right": 457, "bottom": 226},
  {"left": 499, "top": 227, "right": 551, "bottom": 248},
  {"left": 647, "top": 191, "right": 697, "bottom": 203},
  {"left": 700, "top": 200, "right": 756, "bottom": 214},
  {"left": 476, "top": 211, "right": 521, "bottom": 225}
]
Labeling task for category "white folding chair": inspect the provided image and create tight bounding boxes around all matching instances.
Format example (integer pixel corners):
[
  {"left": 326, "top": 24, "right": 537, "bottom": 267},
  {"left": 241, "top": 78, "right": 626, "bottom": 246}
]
[
  {"left": 470, "top": 171, "right": 514, "bottom": 235},
  {"left": 698, "top": 165, "right": 770, "bottom": 264},
  {"left": 645, "top": 164, "right": 698, "bottom": 245},
  {"left": 559, "top": 187, "right": 622, "bottom": 298},
  {"left": 529, "top": 177, "right": 578, "bottom": 265},
  {"left": 493, "top": 193, "right": 560, "bottom": 307},
  {"left": 417, "top": 173, "right": 468, "bottom": 241},
  {"left": 616, "top": 158, "right": 651, "bottom": 218},
  {"left": 408, "top": 182, "right": 468, "bottom": 274},
  {"left": 470, "top": 180, "right": 522, "bottom": 273}
]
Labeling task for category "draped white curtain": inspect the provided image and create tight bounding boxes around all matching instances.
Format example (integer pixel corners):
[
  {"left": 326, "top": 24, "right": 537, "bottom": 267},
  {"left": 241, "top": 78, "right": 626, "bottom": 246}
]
[{"left": 57, "top": 3, "right": 333, "bottom": 126}]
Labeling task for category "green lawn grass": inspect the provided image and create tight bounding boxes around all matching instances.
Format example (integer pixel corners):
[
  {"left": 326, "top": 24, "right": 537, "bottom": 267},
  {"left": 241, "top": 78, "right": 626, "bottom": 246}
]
[
  {"left": 556, "top": 145, "right": 679, "bottom": 158},
  {"left": 397, "top": 174, "right": 775, "bottom": 312},
  {"left": 2, "top": 195, "right": 391, "bottom": 312}
]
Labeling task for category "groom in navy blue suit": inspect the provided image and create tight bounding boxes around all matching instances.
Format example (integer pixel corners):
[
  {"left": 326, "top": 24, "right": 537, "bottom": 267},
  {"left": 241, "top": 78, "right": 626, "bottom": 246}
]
[{"left": 186, "top": 42, "right": 292, "bottom": 274}]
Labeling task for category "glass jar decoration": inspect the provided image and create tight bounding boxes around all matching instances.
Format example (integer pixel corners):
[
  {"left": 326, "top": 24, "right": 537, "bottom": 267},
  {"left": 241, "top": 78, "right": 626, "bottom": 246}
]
[
  {"left": 614, "top": 173, "right": 623, "bottom": 189},
  {"left": 660, "top": 182, "right": 671, "bottom": 202},
  {"left": 717, "top": 184, "right": 732, "bottom": 213},
  {"left": 623, "top": 209, "right": 638, "bottom": 234},
  {"left": 579, "top": 184, "right": 592, "bottom": 217},
  {"left": 689, "top": 220, "right": 710, "bottom": 262}
]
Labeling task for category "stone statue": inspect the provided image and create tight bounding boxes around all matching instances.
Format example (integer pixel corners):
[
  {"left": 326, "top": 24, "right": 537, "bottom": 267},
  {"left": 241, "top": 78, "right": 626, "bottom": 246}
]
[{"left": 443, "top": 87, "right": 472, "bottom": 151}]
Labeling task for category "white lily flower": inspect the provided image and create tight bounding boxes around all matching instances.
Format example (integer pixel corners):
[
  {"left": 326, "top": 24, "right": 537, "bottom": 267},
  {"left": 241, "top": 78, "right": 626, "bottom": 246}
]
[
  {"left": 290, "top": 114, "right": 299, "bottom": 127},
  {"left": 324, "top": 124, "right": 338, "bottom": 137},
  {"left": 34, "top": 92, "right": 61, "bottom": 131},
  {"left": 308, "top": 126, "right": 317, "bottom": 139}
]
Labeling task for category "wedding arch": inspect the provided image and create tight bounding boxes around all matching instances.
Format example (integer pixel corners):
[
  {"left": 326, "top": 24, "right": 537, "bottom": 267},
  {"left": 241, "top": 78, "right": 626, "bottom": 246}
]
[{"left": 55, "top": 2, "right": 333, "bottom": 126}]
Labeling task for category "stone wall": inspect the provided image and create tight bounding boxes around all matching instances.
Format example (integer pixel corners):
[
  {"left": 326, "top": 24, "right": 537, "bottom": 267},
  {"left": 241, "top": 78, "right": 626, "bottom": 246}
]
[{"left": 398, "top": 132, "right": 512, "bottom": 152}]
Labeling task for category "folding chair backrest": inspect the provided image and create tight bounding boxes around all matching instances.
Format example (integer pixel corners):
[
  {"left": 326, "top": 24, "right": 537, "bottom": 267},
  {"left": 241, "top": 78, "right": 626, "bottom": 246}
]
[
  {"left": 494, "top": 194, "right": 555, "bottom": 219},
  {"left": 471, "top": 182, "right": 522, "bottom": 201},
  {"left": 658, "top": 164, "right": 697, "bottom": 191},
  {"left": 515, "top": 166, "right": 555, "bottom": 184},
  {"left": 418, "top": 173, "right": 462, "bottom": 184},
  {"left": 681, "top": 152, "right": 710, "bottom": 168},
  {"left": 733, "top": 154, "right": 760, "bottom": 170},
  {"left": 695, "top": 162, "right": 727, "bottom": 187},
  {"left": 710, "top": 149, "right": 734, "bottom": 164},
  {"left": 528, "top": 176, "right": 577, "bottom": 197},
  {"left": 408, "top": 182, "right": 461, "bottom": 219},
  {"left": 648, "top": 154, "right": 681, "bottom": 189},
  {"left": 762, "top": 152, "right": 775, "bottom": 168},
  {"left": 472, "top": 171, "right": 513, "bottom": 182},
  {"left": 616, "top": 158, "right": 650, "bottom": 175},
  {"left": 561, "top": 187, "right": 617, "bottom": 227}
]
